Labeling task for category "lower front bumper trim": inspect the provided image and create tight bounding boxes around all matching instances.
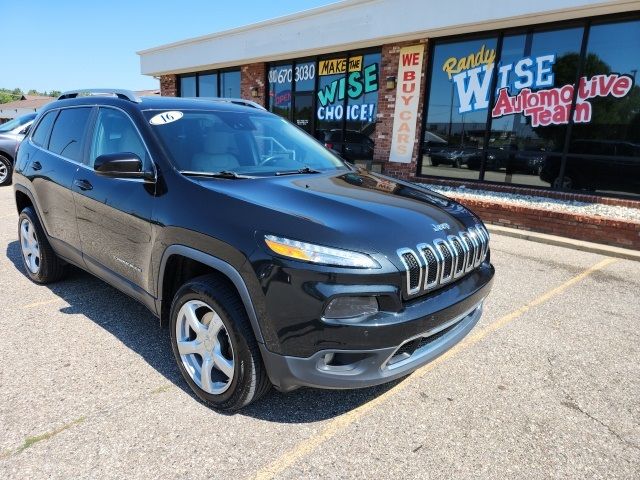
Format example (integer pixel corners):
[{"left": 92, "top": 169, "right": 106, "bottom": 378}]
[{"left": 260, "top": 301, "right": 484, "bottom": 392}]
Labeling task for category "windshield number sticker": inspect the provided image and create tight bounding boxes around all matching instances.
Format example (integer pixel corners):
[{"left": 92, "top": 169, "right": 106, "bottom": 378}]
[{"left": 149, "top": 111, "right": 183, "bottom": 125}]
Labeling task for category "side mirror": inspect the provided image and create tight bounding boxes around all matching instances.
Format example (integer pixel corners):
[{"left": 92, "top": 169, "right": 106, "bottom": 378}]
[{"left": 94, "top": 152, "right": 153, "bottom": 180}]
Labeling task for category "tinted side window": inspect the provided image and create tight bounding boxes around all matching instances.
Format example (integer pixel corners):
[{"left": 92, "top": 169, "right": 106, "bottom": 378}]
[
  {"left": 89, "top": 108, "right": 148, "bottom": 168},
  {"left": 48, "top": 108, "right": 92, "bottom": 162},
  {"left": 31, "top": 110, "right": 58, "bottom": 147}
]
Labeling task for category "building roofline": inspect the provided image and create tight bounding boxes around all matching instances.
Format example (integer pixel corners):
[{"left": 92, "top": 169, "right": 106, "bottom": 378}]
[
  {"left": 136, "top": 0, "right": 359, "bottom": 55},
  {"left": 138, "top": 0, "right": 640, "bottom": 77}
]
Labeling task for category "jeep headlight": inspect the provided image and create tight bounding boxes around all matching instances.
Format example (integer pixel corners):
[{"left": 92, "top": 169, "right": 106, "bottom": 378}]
[{"left": 264, "top": 235, "right": 380, "bottom": 269}]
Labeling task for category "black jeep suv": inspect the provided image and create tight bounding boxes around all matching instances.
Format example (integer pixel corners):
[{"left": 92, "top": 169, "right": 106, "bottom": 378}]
[{"left": 13, "top": 89, "right": 494, "bottom": 411}]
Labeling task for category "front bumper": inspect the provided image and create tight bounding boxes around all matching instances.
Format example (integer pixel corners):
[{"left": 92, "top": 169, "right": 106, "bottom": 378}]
[
  {"left": 259, "top": 262, "right": 493, "bottom": 391},
  {"left": 261, "top": 302, "right": 484, "bottom": 391}
]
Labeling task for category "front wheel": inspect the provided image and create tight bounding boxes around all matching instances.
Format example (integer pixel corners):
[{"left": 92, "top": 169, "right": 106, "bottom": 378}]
[
  {"left": 0, "top": 155, "right": 12, "bottom": 186},
  {"left": 169, "top": 275, "right": 271, "bottom": 411}
]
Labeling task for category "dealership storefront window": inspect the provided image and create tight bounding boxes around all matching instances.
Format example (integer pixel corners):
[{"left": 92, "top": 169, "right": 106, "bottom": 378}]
[
  {"left": 268, "top": 50, "right": 381, "bottom": 165},
  {"left": 419, "top": 17, "right": 640, "bottom": 198},
  {"left": 178, "top": 69, "right": 240, "bottom": 98}
]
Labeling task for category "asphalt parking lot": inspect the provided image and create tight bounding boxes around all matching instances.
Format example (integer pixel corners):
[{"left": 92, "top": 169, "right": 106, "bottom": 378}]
[{"left": 0, "top": 185, "right": 638, "bottom": 479}]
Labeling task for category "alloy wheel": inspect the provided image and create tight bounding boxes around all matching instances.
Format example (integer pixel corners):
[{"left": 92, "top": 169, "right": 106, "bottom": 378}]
[
  {"left": 20, "top": 218, "right": 40, "bottom": 274},
  {"left": 175, "top": 300, "right": 235, "bottom": 395},
  {"left": 0, "top": 162, "right": 8, "bottom": 184}
]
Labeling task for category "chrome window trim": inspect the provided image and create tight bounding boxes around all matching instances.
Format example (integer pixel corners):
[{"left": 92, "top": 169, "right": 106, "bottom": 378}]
[
  {"left": 397, "top": 248, "right": 423, "bottom": 296},
  {"left": 417, "top": 242, "right": 439, "bottom": 290}
]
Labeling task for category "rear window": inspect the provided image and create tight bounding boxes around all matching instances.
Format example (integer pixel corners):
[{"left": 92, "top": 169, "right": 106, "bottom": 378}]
[
  {"left": 48, "top": 108, "right": 92, "bottom": 162},
  {"left": 31, "top": 111, "right": 58, "bottom": 147}
]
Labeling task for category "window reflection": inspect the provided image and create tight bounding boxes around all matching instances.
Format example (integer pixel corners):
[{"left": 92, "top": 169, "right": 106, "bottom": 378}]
[
  {"left": 179, "top": 75, "right": 196, "bottom": 97},
  {"left": 268, "top": 64, "right": 293, "bottom": 119},
  {"left": 198, "top": 73, "right": 218, "bottom": 97},
  {"left": 422, "top": 37, "right": 497, "bottom": 181},
  {"left": 220, "top": 71, "right": 241, "bottom": 98},
  {"left": 486, "top": 27, "right": 583, "bottom": 187},
  {"left": 421, "top": 19, "right": 640, "bottom": 198},
  {"left": 179, "top": 70, "right": 239, "bottom": 99},
  {"left": 565, "top": 19, "right": 640, "bottom": 196},
  {"left": 344, "top": 52, "right": 380, "bottom": 164}
]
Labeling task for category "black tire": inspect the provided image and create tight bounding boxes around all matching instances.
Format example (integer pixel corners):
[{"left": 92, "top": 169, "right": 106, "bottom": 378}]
[
  {"left": 18, "top": 207, "right": 67, "bottom": 284},
  {"left": 169, "top": 275, "right": 271, "bottom": 411},
  {"left": 0, "top": 155, "right": 12, "bottom": 187}
]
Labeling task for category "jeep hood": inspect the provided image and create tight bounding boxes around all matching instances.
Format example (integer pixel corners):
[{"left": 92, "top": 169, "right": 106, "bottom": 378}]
[{"left": 197, "top": 169, "right": 482, "bottom": 258}]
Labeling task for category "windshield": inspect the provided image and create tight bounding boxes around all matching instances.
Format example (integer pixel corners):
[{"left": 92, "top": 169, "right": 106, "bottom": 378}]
[
  {"left": 0, "top": 113, "right": 37, "bottom": 133},
  {"left": 144, "top": 109, "right": 347, "bottom": 176}
]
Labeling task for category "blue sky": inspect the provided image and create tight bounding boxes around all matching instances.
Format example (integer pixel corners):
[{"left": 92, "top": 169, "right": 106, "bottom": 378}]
[{"left": 3, "top": 0, "right": 337, "bottom": 93}]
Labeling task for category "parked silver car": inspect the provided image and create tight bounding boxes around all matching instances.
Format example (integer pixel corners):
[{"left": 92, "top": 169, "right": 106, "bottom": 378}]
[{"left": 0, "top": 113, "right": 37, "bottom": 186}]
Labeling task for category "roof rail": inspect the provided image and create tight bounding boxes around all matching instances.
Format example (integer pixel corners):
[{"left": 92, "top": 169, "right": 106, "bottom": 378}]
[
  {"left": 199, "top": 97, "right": 267, "bottom": 110},
  {"left": 57, "top": 89, "right": 141, "bottom": 103}
]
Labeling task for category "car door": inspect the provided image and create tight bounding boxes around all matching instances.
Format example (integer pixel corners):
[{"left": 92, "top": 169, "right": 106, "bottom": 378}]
[
  {"left": 72, "top": 106, "right": 156, "bottom": 299},
  {"left": 25, "top": 107, "right": 92, "bottom": 265}
]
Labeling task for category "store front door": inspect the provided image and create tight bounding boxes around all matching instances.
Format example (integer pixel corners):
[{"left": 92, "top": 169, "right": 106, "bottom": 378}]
[{"left": 292, "top": 93, "right": 314, "bottom": 135}]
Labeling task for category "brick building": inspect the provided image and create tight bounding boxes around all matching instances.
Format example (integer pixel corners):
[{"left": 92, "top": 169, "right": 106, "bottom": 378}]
[{"left": 138, "top": 0, "right": 640, "bottom": 248}]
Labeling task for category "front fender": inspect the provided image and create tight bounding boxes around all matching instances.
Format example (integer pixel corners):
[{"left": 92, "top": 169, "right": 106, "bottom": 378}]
[{"left": 155, "top": 244, "right": 266, "bottom": 345}]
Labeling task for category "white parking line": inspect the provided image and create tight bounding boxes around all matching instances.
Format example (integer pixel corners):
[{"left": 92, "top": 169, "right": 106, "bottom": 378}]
[{"left": 251, "top": 257, "right": 617, "bottom": 480}]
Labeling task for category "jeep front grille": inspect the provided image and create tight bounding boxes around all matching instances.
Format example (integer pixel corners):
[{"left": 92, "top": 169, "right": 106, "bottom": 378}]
[
  {"left": 397, "top": 225, "right": 489, "bottom": 296},
  {"left": 398, "top": 248, "right": 423, "bottom": 295}
]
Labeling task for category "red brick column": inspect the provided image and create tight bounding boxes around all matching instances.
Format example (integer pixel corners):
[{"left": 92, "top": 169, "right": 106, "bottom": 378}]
[
  {"left": 160, "top": 75, "right": 178, "bottom": 97},
  {"left": 241, "top": 63, "right": 267, "bottom": 107},
  {"left": 374, "top": 40, "right": 429, "bottom": 181}
]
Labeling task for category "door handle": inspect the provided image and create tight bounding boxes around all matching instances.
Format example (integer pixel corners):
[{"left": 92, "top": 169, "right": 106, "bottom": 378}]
[
  {"left": 32, "top": 161, "right": 42, "bottom": 171},
  {"left": 74, "top": 179, "right": 93, "bottom": 191}
]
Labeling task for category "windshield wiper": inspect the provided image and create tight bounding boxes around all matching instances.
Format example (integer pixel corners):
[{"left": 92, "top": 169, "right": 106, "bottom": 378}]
[
  {"left": 179, "top": 170, "right": 254, "bottom": 179},
  {"left": 275, "top": 167, "right": 322, "bottom": 176}
]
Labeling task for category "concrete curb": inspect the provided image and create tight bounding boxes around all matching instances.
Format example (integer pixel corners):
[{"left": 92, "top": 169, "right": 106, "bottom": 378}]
[{"left": 487, "top": 224, "right": 640, "bottom": 262}]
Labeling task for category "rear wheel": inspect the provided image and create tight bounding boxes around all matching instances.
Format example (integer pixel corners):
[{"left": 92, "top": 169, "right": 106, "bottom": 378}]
[
  {"left": 0, "top": 155, "right": 12, "bottom": 186},
  {"left": 169, "top": 275, "right": 271, "bottom": 411},
  {"left": 18, "top": 207, "right": 67, "bottom": 284}
]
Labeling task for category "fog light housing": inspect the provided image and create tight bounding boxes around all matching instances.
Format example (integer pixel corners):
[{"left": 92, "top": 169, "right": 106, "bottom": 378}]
[{"left": 323, "top": 296, "right": 378, "bottom": 320}]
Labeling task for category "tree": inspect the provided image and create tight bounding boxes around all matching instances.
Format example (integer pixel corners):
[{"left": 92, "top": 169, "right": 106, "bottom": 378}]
[{"left": 0, "top": 87, "right": 61, "bottom": 103}]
